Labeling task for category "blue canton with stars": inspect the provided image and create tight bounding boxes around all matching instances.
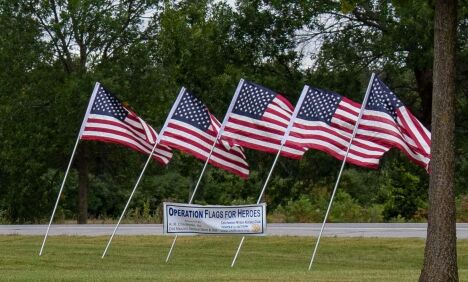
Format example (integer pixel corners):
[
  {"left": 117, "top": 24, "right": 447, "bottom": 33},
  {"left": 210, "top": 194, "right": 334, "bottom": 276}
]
[
  {"left": 297, "top": 87, "right": 342, "bottom": 124},
  {"left": 365, "top": 77, "right": 403, "bottom": 120},
  {"left": 172, "top": 90, "right": 211, "bottom": 131},
  {"left": 232, "top": 80, "right": 276, "bottom": 119},
  {"left": 90, "top": 86, "right": 128, "bottom": 121}
]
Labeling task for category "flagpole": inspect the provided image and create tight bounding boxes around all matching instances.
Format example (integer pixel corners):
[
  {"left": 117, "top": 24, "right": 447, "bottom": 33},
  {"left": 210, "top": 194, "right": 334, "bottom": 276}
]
[
  {"left": 230, "top": 85, "right": 310, "bottom": 267},
  {"left": 101, "top": 87, "right": 186, "bottom": 259},
  {"left": 39, "top": 82, "right": 100, "bottom": 256},
  {"left": 308, "top": 73, "right": 375, "bottom": 270},
  {"left": 101, "top": 140, "right": 161, "bottom": 258},
  {"left": 39, "top": 136, "right": 80, "bottom": 256},
  {"left": 165, "top": 80, "right": 246, "bottom": 263},
  {"left": 230, "top": 145, "right": 282, "bottom": 267},
  {"left": 165, "top": 135, "right": 218, "bottom": 262}
]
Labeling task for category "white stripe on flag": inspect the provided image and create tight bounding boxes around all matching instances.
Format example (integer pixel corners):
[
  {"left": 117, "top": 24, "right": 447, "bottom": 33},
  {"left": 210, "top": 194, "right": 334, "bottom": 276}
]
[
  {"left": 81, "top": 131, "right": 170, "bottom": 164},
  {"left": 163, "top": 121, "right": 247, "bottom": 164},
  {"left": 161, "top": 136, "right": 249, "bottom": 175},
  {"left": 222, "top": 131, "right": 304, "bottom": 156}
]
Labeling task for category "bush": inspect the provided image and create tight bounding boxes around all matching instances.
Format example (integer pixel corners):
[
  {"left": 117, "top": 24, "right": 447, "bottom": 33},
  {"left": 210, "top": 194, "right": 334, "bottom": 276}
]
[
  {"left": 382, "top": 169, "right": 427, "bottom": 221},
  {"left": 0, "top": 210, "right": 9, "bottom": 224},
  {"left": 268, "top": 191, "right": 386, "bottom": 223},
  {"left": 268, "top": 196, "right": 321, "bottom": 223},
  {"left": 125, "top": 200, "right": 161, "bottom": 224},
  {"left": 285, "top": 196, "right": 321, "bottom": 222},
  {"left": 456, "top": 195, "right": 468, "bottom": 222}
]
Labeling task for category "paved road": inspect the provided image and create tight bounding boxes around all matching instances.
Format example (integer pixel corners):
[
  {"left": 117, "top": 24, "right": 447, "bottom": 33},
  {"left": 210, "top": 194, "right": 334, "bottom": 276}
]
[{"left": 1, "top": 223, "right": 468, "bottom": 238}]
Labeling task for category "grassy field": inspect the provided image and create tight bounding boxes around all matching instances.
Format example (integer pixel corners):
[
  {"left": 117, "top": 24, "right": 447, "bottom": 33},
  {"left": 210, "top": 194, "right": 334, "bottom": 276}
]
[{"left": 0, "top": 236, "right": 467, "bottom": 281}]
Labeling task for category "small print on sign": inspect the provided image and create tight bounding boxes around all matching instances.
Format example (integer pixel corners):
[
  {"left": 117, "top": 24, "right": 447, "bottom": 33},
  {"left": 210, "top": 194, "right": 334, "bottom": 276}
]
[{"left": 163, "top": 202, "right": 266, "bottom": 236}]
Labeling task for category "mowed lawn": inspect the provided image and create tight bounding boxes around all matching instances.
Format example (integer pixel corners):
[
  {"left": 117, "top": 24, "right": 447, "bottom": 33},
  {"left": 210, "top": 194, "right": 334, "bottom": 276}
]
[{"left": 1, "top": 236, "right": 467, "bottom": 281}]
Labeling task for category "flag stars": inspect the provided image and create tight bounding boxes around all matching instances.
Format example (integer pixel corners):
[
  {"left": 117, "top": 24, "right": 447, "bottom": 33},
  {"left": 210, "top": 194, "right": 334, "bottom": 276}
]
[
  {"left": 366, "top": 78, "right": 403, "bottom": 120},
  {"left": 297, "top": 88, "right": 341, "bottom": 124},
  {"left": 173, "top": 91, "right": 211, "bottom": 130},
  {"left": 90, "top": 86, "right": 128, "bottom": 121},
  {"left": 233, "top": 82, "right": 276, "bottom": 119}
]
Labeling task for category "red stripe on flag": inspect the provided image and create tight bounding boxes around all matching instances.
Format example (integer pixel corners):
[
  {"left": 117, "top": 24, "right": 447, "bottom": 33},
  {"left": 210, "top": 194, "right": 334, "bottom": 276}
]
[
  {"left": 264, "top": 107, "right": 290, "bottom": 125},
  {"left": 162, "top": 128, "right": 248, "bottom": 167},
  {"left": 274, "top": 94, "right": 295, "bottom": 111},
  {"left": 227, "top": 115, "right": 286, "bottom": 135},
  {"left": 81, "top": 134, "right": 168, "bottom": 164},
  {"left": 397, "top": 108, "right": 431, "bottom": 156}
]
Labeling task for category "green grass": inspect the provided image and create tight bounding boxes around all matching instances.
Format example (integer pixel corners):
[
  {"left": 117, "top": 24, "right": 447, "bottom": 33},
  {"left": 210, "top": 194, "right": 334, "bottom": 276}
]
[{"left": 0, "top": 236, "right": 467, "bottom": 281}]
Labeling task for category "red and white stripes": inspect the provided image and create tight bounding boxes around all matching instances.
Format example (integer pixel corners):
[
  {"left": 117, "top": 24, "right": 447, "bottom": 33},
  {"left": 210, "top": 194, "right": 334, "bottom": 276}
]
[
  {"left": 222, "top": 94, "right": 306, "bottom": 159},
  {"left": 288, "top": 97, "right": 390, "bottom": 168},
  {"left": 160, "top": 114, "right": 249, "bottom": 179},
  {"left": 81, "top": 110, "right": 173, "bottom": 165}
]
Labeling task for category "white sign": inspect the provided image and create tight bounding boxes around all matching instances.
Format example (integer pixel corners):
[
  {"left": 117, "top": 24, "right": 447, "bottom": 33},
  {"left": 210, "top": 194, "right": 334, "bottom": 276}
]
[{"left": 163, "top": 202, "right": 266, "bottom": 235}]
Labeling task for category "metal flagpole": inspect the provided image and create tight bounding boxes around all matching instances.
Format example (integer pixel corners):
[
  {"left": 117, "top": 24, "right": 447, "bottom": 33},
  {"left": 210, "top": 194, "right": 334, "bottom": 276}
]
[
  {"left": 165, "top": 80, "right": 246, "bottom": 263},
  {"left": 308, "top": 73, "right": 376, "bottom": 271},
  {"left": 165, "top": 135, "right": 219, "bottom": 262},
  {"left": 39, "top": 82, "right": 101, "bottom": 256},
  {"left": 101, "top": 87, "right": 186, "bottom": 259},
  {"left": 39, "top": 135, "right": 80, "bottom": 256},
  {"left": 101, "top": 140, "right": 161, "bottom": 258},
  {"left": 230, "top": 85, "right": 310, "bottom": 267},
  {"left": 230, "top": 145, "right": 282, "bottom": 267}
]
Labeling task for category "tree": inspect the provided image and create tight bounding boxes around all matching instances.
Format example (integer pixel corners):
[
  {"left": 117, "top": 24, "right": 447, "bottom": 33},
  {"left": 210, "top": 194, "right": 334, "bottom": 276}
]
[
  {"left": 0, "top": 1, "right": 58, "bottom": 222},
  {"left": 420, "top": 0, "right": 459, "bottom": 280},
  {"left": 26, "top": 0, "right": 158, "bottom": 223},
  {"left": 295, "top": 1, "right": 435, "bottom": 125}
]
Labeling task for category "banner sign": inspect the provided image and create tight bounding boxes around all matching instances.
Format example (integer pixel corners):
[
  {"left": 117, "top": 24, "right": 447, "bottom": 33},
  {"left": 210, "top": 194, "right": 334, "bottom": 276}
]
[{"left": 163, "top": 202, "right": 266, "bottom": 235}]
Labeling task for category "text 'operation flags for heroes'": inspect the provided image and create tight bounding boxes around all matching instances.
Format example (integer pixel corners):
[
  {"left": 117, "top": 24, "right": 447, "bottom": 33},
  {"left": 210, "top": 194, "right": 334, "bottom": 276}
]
[{"left": 163, "top": 202, "right": 266, "bottom": 235}]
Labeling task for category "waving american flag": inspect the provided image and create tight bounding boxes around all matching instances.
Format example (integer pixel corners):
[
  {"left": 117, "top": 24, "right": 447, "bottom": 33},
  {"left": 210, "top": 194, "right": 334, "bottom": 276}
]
[
  {"left": 159, "top": 88, "right": 249, "bottom": 179},
  {"left": 220, "top": 80, "right": 306, "bottom": 159},
  {"left": 80, "top": 84, "right": 173, "bottom": 165},
  {"left": 358, "top": 76, "right": 431, "bottom": 170},
  {"left": 286, "top": 86, "right": 391, "bottom": 168}
]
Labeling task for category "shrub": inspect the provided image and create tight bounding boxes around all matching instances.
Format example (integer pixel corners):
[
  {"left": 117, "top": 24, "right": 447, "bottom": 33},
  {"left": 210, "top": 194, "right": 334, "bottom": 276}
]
[
  {"left": 456, "top": 195, "right": 468, "bottom": 222},
  {"left": 125, "top": 200, "right": 161, "bottom": 223},
  {"left": 329, "top": 191, "right": 365, "bottom": 222},
  {"left": 0, "top": 210, "right": 9, "bottom": 224},
  {"left": 268, "top": 191, "right": 386, "bottom": 223}
]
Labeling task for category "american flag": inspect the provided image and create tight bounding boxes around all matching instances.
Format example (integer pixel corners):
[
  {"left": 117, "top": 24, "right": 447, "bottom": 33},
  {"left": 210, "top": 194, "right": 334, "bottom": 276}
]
[
  {"left": 358, "top": 76, "right": 431, "bottom": 170},
  {"left": 80, "top": 84, "right": 173, "bottom": 165},
  {"left": 286, "top": 86, "right": 391, "bottom": 168},
  {"left": 220, "top": 80, "right": 306, "bottom": 159},
  {"left": 159, "top": 89, "right": 249, "bottom": 179}
]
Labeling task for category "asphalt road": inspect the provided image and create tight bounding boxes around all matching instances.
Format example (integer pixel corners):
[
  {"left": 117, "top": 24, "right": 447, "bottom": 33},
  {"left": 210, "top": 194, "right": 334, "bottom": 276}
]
[{"left": 1, "top": 223, "right": 468, "bottom": 238}]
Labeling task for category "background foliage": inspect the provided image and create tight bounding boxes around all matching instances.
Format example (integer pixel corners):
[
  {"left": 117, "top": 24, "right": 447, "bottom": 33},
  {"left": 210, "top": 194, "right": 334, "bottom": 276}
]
[{"left": 0, "top": 0, "right": 467, "bottom": 223}]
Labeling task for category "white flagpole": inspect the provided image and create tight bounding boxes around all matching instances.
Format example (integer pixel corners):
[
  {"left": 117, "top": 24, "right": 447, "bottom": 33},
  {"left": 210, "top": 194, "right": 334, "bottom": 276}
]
[
  {"left": 230, "top": 145, "right": 282, "bottom": 267},
  {"left": 308, "top": 73, "right": 376, "bottom": 270},
  {"left": 101, "top": 87, "right": 186, "bottom": 259},
  {"left": 165, "top": 132, "right": 219, "bottom": 262},
  {"left": 39, "top": 82, "right": 101, "bottom": 256},
  {"left": 165, "top": 80, "right": 246, "bottom": 263},
  {"left": 101, "top": 140, "right": 160, "bottom": 258},
  {"left": 230, "top": 85, "right": 310, "bottom": 267}
]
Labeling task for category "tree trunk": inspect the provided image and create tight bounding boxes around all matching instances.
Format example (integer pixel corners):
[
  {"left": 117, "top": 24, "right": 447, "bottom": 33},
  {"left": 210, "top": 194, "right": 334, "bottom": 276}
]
[
  {"left": 77, "top": 143, "right": 88, "bottom": 224},
  {"left": 419, "top": 0, "right": 458, "bottom": 281},
  {"left": 414, "top": 67, "right": 433, "bottom": 127}
]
